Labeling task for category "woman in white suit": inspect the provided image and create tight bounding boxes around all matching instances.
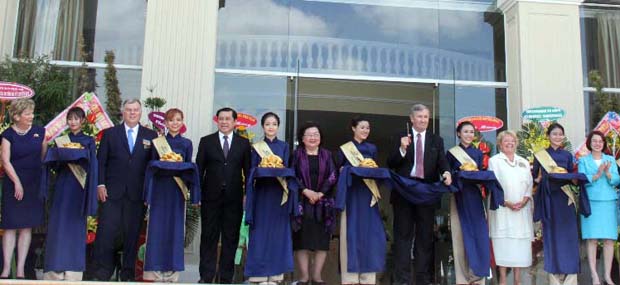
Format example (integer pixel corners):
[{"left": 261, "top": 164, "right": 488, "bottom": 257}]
[
  {"left": 487, "top": 130, "right": 533, "bottom": 285},
  {"left": 578, "top": 130, "right": 620, "bottom": 285}
]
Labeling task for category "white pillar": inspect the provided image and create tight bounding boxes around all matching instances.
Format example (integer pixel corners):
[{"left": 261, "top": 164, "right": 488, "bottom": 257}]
[
  {"left": 499, "top": 0, "right": 586, "bottom": 145},
  {"left": 0, "top": 0, "right": 19, "bottom": 58},
  {"left": 140, "top": 0, "right": 219, "bottom": 149},
  {"left": 140, "top": 0, "right": 219, "bottom": 263}
]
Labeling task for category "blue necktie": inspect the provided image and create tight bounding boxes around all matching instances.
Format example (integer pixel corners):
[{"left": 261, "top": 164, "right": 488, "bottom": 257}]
[{"left": 128, "top": 128, "right": 135, "bottom": 153}]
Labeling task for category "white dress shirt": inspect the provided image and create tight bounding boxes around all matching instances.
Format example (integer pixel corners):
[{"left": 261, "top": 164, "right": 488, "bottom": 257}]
[
  {"left": 400, "top": 128, "right": 426, "bottom": 177},
  {"left": 124, "top": 123, "right": 139, "bottom": 147},
  {"left": 218, "top": 131, "right": 234, "bottom": 149}
]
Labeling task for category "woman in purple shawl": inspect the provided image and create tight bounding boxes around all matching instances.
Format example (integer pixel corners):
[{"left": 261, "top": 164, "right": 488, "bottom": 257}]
[{"left": 291, "top": 122, "right": 337, "bottom": 285}]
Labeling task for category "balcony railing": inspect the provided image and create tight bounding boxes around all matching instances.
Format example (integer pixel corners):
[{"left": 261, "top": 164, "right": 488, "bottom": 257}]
[{"left": 216, "top": 35, "right": 504, "bottom": 82}]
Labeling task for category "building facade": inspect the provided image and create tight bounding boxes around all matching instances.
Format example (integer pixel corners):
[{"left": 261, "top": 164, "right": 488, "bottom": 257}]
[{"left": 1, "top": 0, "right": 619, "bottom": 282}]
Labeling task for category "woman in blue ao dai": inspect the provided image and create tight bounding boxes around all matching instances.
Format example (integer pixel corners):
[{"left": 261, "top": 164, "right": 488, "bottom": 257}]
[
  {"left": 446, "top": 121, "right": 486, "bottom": 285},
  {"left": 245, "top": 112, "right": 293, "bottom": 284},
  {"left": 43, "top": 107, "right": 98, "bottom": 281},
  {"left": 335, "top": 117, "right": 384, "bottom": 285},
  {"left": 143, "top": 108, "right": 199, "bottom": 282},
  {"left": 532, "top": 123, "right": 580, "bottom": 285}
]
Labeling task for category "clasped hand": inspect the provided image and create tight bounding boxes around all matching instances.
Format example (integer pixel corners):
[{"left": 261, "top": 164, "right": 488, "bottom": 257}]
[
  {"left": 302, "top": 189, "right": 324, "bottom": 204},
  {"left": 504, "top": 197, "right": 529, "bottom": 211}
]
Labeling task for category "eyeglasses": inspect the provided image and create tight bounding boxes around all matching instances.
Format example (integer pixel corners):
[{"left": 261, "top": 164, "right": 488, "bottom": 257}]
[{"left": 304, "top": 133, "right": 320, "bottom": 138}]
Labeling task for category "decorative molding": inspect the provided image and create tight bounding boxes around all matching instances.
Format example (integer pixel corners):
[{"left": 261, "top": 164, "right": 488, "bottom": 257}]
[
  {"left": 216, "top": 35, "right": 503, "bottom": 82},
  {"left": 303, "top": 0, "right": 494, "bottom": 12},
  {"left": 498, "top": 0, "right": 584, "bottom": 12}
]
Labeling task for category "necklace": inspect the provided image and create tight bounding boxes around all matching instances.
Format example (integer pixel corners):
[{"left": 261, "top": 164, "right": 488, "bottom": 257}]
[{"left": 13, "top": 125, "right": 31, "bottom": 136}]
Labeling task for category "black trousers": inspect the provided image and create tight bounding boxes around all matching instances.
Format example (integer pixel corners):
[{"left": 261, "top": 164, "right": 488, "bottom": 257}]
[
  {"left": 392, "top": 201, "right": 435, "bottom": 285},
  {"left": 199, "top": 198, "right": 243, "bottom": 284},
  {"left": 92, "top": 197, "right": 145, "bottom": 281}
]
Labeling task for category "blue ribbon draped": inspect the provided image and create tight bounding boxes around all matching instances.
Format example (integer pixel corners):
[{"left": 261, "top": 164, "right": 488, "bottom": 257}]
[
  {"left": 453, "top": 170, "right": 504, "bottom": 278},
  {"left": 335, "top": 167, "right": 391, "bottom": 210},
  {"left": 534, "top": 172, "right": 591, "bottom": 222},
  {"left": 143, "top": 161, "right": 201, "bottom": 205},
  {"left": 244, "top": 167, "right": 300, "bottom": 227},
  {"left": 389, "top": 171, "right": 457, "bottom": 205},
  {"left": 41, "top": 147, "right": 98, "bottom": 216}
]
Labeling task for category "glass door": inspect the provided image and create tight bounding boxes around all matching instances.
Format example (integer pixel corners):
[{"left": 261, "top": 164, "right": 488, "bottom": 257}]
[{"left": 289, "top": 77, "right": 437, "bottom": 164}]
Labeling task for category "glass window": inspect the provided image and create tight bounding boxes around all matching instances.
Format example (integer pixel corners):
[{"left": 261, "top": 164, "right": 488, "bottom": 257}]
[
  {"left": 93, "top": 68, "right": 143, "bottom": 107},
  {"left": 213, "top": 73, "right": 290, "bottom": 142},
  {"left": 295, "top": 78, "right": 436, "bottom": 165},
  {"left": 581, "top": 6, "right": 620, "bottom": 88},
  {"left": 216, "top": 0, "right": 506, "bottom": 82},
  {"left": 584, "top": 90, "right": 620, "bottom": 132},
  {"left": 216, "top": 0, "right": 291, "bottom": 72},
  {"left": 438, "top": 85, "right": 507, "bottom": 149},
  {"left": 57, "top": 67, "right": 142, "bottom": 113},
  {"left": 14, "top": 0, "right": 146, "bottom": 65},
  {"left": 438, "top": 9, "right": 505, "bottom": 82},
  {"left": 289, "top": 1, "right": 440, "bottom": 79}
]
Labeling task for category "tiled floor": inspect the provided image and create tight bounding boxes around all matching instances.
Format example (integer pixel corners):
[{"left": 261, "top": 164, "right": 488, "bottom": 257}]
[{"left": 176, "top": 242, "right": 617, "bottom": 284}]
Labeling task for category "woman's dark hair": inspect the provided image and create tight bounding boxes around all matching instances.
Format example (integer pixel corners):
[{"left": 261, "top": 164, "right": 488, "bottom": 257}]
[
  {"left": 586, "top": 130, "right": 608, "bottom": 152},
  {"left": 297, "top": 121, "right": 323, "bottom": 148},
  {"left": 66, "top": 107, "right": 86, "bottom": 121},
  {"left": 261, "top": 112, "right": 280, "bottom": 126},
  {"left": 350, "top": 116, "right": 369, "bottom": 128},
  {"left": 456, "top": 121, "right": 475, "bottom": 136},
  {"left": 546, "top": 122, "right": 565, "bottom": 136}
]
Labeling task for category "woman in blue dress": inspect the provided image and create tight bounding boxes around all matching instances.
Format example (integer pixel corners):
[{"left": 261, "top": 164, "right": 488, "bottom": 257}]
[
  {"left": 335, "top": 117, "right": 384, "bottom": 285},
  {"left": 245, "top": 112, "right": 293, "bottom": 284},
  {"left": 42, "top": 107, "right": 98, "bottom": 281},
  {"left": 532, "top": 123, "right": 580, "bottom": 285},
  {"left": 0, "top": 98, "right": 47, "bottom": 279},
  {"left": 446, "top": 121, "right": 487, "bottom": 285},
  {"left": 578, "top": 130, "right": 619, "bottom": 285},
  {"left": 143, "top": 108, "right": 200, "bottom": 282}
]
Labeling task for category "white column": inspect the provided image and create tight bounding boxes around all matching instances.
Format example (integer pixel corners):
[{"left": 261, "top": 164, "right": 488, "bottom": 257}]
[
  {"left": 499, "top": 0, "right": 586, "bottom": 145},
  {"left": 140, "top": 0, "right": 219, "bottom": 265},
  {"left": 0, "top": 0, "right": 19, "bottom": 58},
  {"left": 141, "top": 0, "right": 219, "bottom": 149}
]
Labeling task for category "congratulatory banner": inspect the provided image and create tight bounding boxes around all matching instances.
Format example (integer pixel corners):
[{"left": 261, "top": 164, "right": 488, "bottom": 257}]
[{"left": 45, "top": 93, "right": 114, "bottom": 142}]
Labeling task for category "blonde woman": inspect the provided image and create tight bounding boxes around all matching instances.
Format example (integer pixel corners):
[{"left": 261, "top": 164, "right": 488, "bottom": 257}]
[
  {"left": 0, "top": 98, "right": 47, "bottom": 279},
  {"left": 487, "top": 130, "right": 533, "bottom": 285}
]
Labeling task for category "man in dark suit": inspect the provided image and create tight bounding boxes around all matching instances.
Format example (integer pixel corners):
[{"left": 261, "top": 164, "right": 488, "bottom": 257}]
[
  {"left": 387, "top": 103, "right": 452, "bottom": 285},
  {"left": 92, "top": 99, "right": 157, "bottom": 281},
  {"left": 196, "top": 107, "right": 250, "bottom": 284}
]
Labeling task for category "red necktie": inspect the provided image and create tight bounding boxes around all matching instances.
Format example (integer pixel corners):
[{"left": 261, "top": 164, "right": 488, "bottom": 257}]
[{"left": 415, "top": 133, "right": 424, "bottom": 179}]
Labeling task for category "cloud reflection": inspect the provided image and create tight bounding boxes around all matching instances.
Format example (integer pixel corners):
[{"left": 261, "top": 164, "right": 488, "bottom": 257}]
[{"left": 219, "top": 0, "right": 332, "bottom": 36}]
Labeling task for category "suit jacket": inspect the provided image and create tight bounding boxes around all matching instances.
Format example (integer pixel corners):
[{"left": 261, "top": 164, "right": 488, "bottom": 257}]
[
  {"left": 196, "top": 132, "right": 251, "bottom": 202},
  {"left": 387, "top": 130, "right": 450, "bottom": 203},
  {"left": 97, "top": 124, "right": 158, "bottom": 201},
  {"left": 578, "top": 153, "right": 620, "bottom": 201}
]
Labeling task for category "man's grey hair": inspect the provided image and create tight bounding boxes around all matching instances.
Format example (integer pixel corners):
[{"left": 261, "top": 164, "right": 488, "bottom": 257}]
[
  {"left": 410, "top": 103, "right": 430, "bottom": 115},
  {"left": 122, "top": 98, "right": 142, "bottom": 109}
]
